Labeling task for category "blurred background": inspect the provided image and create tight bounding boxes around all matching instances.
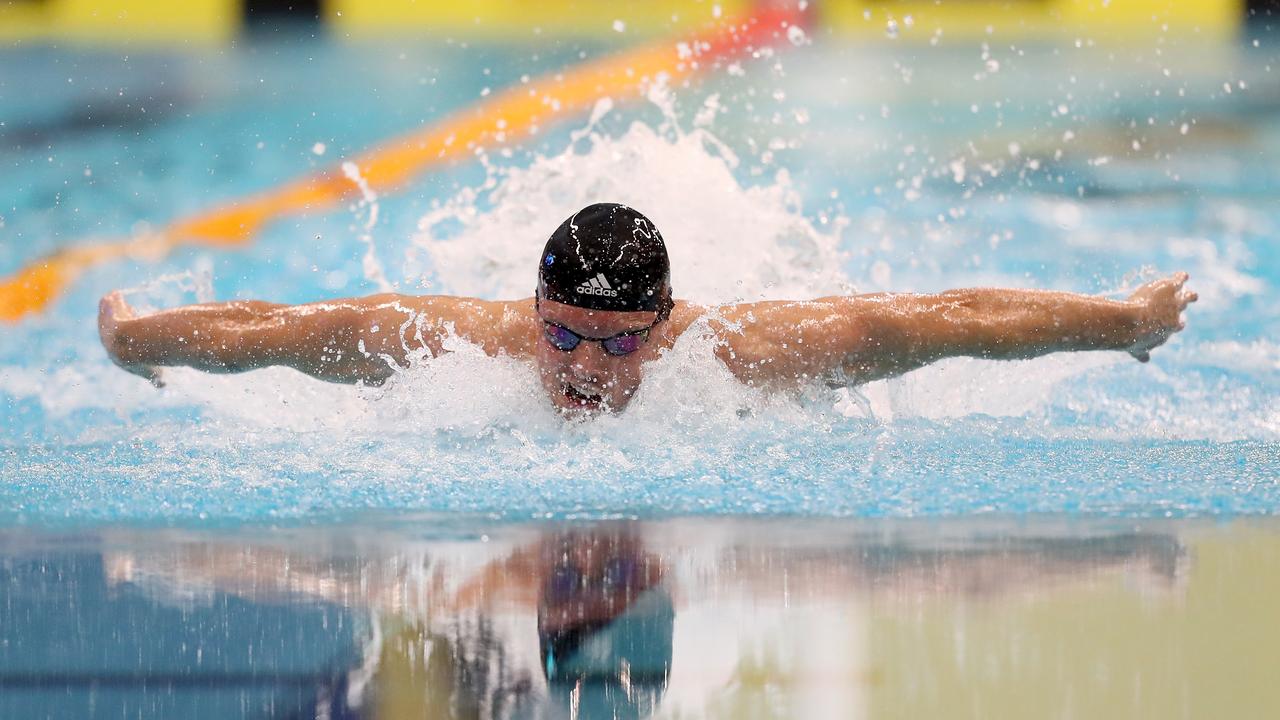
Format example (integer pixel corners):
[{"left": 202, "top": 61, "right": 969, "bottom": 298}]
[{"left": 0, "top": 0, "right": 1272, "bottom": 42}]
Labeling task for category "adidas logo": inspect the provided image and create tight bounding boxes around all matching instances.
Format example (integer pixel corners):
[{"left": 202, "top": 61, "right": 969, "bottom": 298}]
[{"left": 576, "top": 273, "right": 619, "bottom": 297}]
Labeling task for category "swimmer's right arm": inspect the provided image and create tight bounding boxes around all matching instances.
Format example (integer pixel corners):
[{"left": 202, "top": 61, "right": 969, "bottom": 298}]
[{"left": 98, "top": 291, "right": 534, "bottom": 386}]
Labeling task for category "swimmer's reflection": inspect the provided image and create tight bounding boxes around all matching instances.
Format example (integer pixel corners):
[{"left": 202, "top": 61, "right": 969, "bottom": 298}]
[
  {"left": 535, "top": 527, "right": 670, "bottom": 717},
  {"left": 101, "top": 525, "right": 674, "bottom": 718},
  {"left": 536, "top": 530, "right": 672, "bottom": 719},
  {"left": 376, "top": 526, "right": 671, "bottom": 719},
  {"left": 99, "top": 523, "right": 1187, "bottom": 720}
]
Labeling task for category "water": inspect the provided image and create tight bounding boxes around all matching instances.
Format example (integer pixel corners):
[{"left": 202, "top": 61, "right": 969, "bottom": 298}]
[
  {"left": 2, "top": 35, "right": 1277, "bottom": 522},
  {"left": 4, "top": 517, "right": 1279, "bottom": 718},
  {"left": 1, "top": 26, "right": 1278, "bottom": 719}
]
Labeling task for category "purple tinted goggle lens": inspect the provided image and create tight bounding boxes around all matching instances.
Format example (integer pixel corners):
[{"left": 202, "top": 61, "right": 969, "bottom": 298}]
[
  {"left": 543, "top": 323, "right": 648, "bottom": 356},
  {"left": 545, "top": 557, "right": 642, "bottom": 602}
]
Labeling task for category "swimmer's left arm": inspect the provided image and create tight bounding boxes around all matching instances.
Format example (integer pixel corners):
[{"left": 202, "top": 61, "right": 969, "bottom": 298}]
[{"left": 717, "top": 273, "right": 1196, "bottom": 386}]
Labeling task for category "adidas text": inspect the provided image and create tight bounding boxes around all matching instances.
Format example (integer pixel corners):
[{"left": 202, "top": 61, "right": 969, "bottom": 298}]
[{"left": 576, "top": 273, "right": 618, "bottom": 297}]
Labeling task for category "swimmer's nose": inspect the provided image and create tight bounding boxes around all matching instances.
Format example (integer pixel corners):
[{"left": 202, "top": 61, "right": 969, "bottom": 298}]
[{"left": 569, "top": 342, "right": 610, "bottom": 385}]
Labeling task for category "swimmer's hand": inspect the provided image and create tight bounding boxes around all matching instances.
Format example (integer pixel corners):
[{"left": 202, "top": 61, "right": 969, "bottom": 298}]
[
  {"left": 1124, "top": 272, "right": 1197, "bottom": 363},
  {"left": 98, "top": 290, "right": 165, "bottom": 388}
]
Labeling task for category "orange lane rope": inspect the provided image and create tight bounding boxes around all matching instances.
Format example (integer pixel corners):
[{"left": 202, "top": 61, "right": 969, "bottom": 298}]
[{"left": 0, "top": 8, "right": 803, "bottom": 323}]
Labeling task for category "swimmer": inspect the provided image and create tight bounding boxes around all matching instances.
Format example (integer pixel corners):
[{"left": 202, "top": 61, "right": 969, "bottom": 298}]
[{"left": 98, "top": 202, "right": 1197, "bottom": 414}]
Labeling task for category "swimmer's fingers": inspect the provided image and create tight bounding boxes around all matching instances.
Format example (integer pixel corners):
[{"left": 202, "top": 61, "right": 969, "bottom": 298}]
[
  {"left": 1127, "top": 331, "right": 1162, "bottom": 362},
  {"left": 1130, "top": 272, "right": 1191, "bottom": 303},
  {"left": 1172, "top": 275, "right": 1195, "bottom": 336},
  {"left": 99, "top": 290, "right": 164, "bottom": 387},
  {"left": 98, "top": 291, "right": 134, "bottom": 351},
  {"left": 1126, "top": 319, "right": 1175, "bottom": 363},
  {"left": 117, "top": 358, "right": 165, "bottom": 388},
  {"left": 141, "top": 366, "right": 166, "bottom": 389},
  {"left": 1126, "top": 317, "right": 1183, "bottom": 363},
  {"left": 1128, "top": 338, "right": 1167, "bottom": 363},
  {"left": 99, "top": 289, "right": 137, "bottom": 324},
  {"left": 1125, "top": 271, "right": 1195, "bottom": 363}
]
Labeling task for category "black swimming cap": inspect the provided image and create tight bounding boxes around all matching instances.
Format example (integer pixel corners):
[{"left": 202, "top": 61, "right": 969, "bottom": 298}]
[
  {"left": 537, "top": 203, "right": 673, "bottom": 318},
  {"left": 539, "top": 588, "right": 674, "bottom": 720}
]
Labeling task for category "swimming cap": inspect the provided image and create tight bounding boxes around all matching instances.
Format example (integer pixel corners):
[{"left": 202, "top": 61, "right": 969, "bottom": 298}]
[
  {"left": 539, "top": 588, "right": 674, "bottom": 720},
  {"left": 537, "top": 203, "right": 673, "bottom": 318}
]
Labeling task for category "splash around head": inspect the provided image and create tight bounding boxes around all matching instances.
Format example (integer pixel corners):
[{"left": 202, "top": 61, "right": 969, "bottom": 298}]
[{"left": 534, "top": 203, "right": 675, "bottom": 415}]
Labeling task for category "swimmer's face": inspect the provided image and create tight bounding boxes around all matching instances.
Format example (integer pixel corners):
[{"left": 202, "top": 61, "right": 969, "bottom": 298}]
[
  {"left": 534, "top": 298, "right": 662, "bottom": 415},
  {"left": 537, "top": 529, "right": 662, "bottom": 633}
]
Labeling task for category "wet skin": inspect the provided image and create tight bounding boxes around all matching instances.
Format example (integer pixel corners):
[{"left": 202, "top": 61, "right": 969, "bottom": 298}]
[
  {"left": 98, "top": 273, "right": 1198, "bottom": 416},
  {"left": 532, "top": 298, "right": 666, "bottom": 414}
]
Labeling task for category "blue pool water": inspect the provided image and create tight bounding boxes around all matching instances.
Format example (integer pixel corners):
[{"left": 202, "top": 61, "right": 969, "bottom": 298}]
[{"left": 1, "top": 33, "right": 1278, "bottom": 524}]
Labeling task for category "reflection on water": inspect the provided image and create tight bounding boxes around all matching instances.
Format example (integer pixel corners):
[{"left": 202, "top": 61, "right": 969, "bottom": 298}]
[{"left": 2, "top": 518, "right": 1277, "bottom": 719}]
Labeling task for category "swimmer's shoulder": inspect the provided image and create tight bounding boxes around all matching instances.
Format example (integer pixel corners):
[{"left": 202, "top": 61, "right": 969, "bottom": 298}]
[
  {"left": 663, "top": 300, "right": 709, "bottom": 339},
  {"left": 494, "top": 296, "right": 538, "bottom": 357},
  {"left": 454, "top": 296, "right": 538, "bottom": 357},
  {"left": 358, "top": 294, "right": 538, "bottom": 357}
]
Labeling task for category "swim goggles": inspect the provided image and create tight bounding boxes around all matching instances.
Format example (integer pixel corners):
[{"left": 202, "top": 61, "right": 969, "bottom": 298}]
[
  {"left": 545, "top": 555, "right": 643, "bottom": 603},
  {"left": 535, "top": 296, "right": 658, "bottom": 357},
  {"left": 541, "top": 321, "right": 652, "bottom": 357}
]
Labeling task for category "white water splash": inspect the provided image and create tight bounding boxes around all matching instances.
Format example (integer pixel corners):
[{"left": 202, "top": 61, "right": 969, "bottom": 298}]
[
  {"left": 410, "top": 97, "right": 850, "bottom": 305},
  {"left": 120, "top": 266, "right": 216, "bottom": 314},
  {"left": 343, "top": 160, "right": 394, "bottom": 293}
]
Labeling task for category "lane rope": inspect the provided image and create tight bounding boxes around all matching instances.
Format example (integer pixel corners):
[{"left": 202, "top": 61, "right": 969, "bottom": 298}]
[{"left": 0, "top": 7, "right": 803, "bottom": 323}]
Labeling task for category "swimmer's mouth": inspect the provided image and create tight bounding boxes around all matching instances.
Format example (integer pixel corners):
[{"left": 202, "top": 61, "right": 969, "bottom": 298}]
[{"left": 562, "top": 383, "right": 605, "bottom": 410}]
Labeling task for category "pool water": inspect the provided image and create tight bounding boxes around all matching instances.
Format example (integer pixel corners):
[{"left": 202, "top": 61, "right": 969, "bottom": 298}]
[
  {"left": 1, "top": 22, "right": 1278, "bottom": 719},
  {"left": 1, "top": 33, "right": 1277, "bottom": 521}
]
